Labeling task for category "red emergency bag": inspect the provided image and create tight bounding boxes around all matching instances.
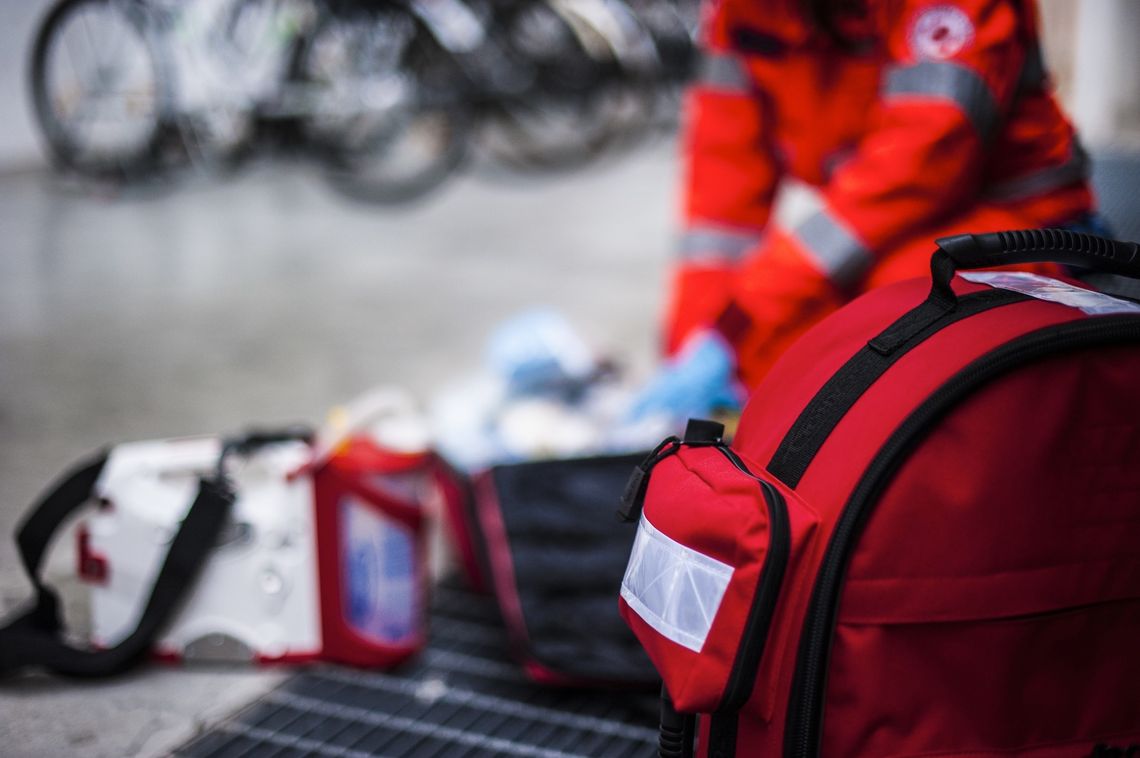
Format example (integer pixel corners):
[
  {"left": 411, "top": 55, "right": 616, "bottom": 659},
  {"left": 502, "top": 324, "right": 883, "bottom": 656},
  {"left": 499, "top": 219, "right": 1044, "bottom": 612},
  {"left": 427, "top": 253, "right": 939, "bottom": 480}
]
[{"left": 618, "top": 230, "right": 1140, "bottom": 758}]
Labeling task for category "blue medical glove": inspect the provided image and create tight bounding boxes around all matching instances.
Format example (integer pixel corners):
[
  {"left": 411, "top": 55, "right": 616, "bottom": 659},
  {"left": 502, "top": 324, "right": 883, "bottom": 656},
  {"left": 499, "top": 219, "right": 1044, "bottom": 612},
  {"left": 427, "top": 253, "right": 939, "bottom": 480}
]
[{"left": 627, "top": 330, "right": 745, "bottom": 423}]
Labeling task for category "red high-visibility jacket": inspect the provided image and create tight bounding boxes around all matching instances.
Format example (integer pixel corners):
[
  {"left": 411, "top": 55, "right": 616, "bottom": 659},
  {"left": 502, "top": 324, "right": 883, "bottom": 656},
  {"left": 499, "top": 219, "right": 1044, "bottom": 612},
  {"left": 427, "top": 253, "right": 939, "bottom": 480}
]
[{"left": 666, "top": 0, "right": 1093, "bottom": 387}]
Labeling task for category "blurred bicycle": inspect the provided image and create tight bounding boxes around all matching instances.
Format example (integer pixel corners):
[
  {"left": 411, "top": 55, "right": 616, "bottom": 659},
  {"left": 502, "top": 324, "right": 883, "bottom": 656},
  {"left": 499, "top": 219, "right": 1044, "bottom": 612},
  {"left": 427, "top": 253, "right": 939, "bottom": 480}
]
[
  {"left": 29, "top": 0, "right": 701, "bottom": 201},
  {"left": 30, "top": 0, "right": 315, "bottom": 180}
]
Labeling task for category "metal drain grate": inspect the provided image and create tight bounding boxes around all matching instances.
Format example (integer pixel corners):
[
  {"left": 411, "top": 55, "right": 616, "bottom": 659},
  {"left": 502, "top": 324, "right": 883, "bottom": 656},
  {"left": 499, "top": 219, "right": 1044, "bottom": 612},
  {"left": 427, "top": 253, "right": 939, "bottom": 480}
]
[{"left": 176, "top": 582, "right": 659, "bottom": 758}]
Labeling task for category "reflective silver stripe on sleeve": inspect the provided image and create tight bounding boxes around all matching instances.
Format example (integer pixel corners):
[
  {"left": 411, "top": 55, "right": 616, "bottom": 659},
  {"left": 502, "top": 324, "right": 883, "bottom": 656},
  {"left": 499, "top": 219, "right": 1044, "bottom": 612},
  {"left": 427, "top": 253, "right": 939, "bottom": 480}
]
[
  {"left": 677, "top": 225, "right": 762, "bottom": 264},
  {"left": 792, "top": 209, "right": 872, "bottom": 288},
  {"left": 983, "top": 140, "right": 1090, "bottom": 202},
  {"left": 883, "top": 61, "right": 999, "bottom": 141},
  {"left": 698, "top": 51, "right": 751, "bottom": 93}
]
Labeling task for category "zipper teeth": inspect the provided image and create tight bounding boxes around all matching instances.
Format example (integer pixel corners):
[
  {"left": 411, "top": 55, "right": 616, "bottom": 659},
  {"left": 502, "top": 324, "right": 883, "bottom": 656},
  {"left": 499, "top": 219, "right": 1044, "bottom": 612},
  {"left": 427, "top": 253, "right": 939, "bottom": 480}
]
[
  {"left": 788, "top": 317, "right": 1140, "bottom": 758},
  {"left": 718, "top": 446, "right": 764, "bottom": 481},
  {"left": 713, "top": 446, "right": 790, "bottom": 711}
]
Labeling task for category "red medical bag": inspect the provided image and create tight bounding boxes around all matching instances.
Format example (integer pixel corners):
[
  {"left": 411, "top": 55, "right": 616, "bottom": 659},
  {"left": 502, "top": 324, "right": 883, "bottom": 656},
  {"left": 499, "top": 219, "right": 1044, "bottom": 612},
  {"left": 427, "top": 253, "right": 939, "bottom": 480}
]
[{"left": 619, "top": 230, "right": 1140, "bottom": 757}]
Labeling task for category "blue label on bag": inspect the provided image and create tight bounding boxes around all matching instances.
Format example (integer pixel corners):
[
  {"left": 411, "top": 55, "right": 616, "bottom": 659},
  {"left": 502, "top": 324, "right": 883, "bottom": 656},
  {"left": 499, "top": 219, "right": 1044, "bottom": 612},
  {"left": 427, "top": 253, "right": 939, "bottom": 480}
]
[{"left": 340, "top": 495, "right": 418, "bottom": 644}]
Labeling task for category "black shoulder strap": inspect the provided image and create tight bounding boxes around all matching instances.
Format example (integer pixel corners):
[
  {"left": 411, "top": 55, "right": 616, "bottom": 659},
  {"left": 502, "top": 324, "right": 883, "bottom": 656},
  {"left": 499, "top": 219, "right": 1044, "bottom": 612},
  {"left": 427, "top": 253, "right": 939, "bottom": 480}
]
[
  {"left": 766, "top": 288, "right": 1029, "bottom": 488},
  {"left": 0, "top": 449, "right": 235, "bottom": 678}
]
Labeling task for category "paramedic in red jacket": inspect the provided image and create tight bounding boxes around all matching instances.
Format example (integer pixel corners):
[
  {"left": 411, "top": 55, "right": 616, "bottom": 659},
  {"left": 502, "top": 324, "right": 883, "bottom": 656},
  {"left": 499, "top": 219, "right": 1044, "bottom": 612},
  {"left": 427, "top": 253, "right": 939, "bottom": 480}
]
[{"left": 631, "top": 0, "right": 1097, "bottom": 420}]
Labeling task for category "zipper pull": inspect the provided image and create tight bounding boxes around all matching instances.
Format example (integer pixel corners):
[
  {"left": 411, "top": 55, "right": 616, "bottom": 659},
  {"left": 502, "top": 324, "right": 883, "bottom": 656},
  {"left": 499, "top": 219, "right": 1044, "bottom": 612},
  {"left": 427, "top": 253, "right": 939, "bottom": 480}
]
[
  {"left": 683, "top": 418, "right": 725, "bottom": 444},
  {"left": 618, "top": 436, "right": 681, "bottom": 522}
]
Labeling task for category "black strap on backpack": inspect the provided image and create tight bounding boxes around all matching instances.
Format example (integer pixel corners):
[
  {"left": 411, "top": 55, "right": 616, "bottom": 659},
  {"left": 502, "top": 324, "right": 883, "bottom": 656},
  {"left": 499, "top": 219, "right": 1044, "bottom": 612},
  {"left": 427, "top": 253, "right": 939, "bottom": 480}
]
[{"left": 0, "top": 447, "right": 236, "bottom": 678}]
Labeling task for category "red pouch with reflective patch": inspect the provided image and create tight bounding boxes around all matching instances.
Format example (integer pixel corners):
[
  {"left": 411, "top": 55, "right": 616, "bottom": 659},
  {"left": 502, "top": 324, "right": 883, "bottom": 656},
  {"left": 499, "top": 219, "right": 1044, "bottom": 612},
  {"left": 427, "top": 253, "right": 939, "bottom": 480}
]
[{"left": 618, "top": 422, "right": 813, "bottom": 715}]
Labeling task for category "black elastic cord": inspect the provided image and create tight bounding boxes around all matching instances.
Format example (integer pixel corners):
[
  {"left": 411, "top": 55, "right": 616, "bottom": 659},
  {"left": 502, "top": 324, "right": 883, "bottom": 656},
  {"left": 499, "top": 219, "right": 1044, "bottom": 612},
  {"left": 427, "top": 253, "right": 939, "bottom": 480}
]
[
  {"left": 937, "top": 230, "right": 1140, "bottom": 281},
  {"left": 659, "top": 686, "right": 696, "bottom": 758}
]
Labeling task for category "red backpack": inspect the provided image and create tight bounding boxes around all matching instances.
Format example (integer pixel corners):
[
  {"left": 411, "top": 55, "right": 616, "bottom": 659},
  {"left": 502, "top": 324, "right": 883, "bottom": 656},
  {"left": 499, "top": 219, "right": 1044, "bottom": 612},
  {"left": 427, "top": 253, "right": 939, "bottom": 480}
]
[{"left": 618, "top": 230, "right": 1140, "bottom": 758}]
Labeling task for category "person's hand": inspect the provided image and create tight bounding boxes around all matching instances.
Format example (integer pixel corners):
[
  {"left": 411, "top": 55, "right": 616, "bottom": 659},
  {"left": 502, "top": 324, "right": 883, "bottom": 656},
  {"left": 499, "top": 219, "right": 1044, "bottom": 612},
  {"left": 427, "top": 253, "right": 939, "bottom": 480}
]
[{"left": 626, "top": 330, "right": 745, "bottom": 423}]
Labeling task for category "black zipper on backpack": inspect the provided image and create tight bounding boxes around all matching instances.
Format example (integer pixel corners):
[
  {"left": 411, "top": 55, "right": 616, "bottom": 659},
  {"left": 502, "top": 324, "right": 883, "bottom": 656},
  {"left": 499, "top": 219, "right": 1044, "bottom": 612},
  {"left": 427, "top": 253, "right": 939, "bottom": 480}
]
[
  {"left": 784, "top": 316, "right": 1140, "bottom": 758},
  {"left": 716, "top": 446, "right": 790, "bottom": 710},
  {"left": 707, "top": 445, "right": 791, "bottom": 757}
]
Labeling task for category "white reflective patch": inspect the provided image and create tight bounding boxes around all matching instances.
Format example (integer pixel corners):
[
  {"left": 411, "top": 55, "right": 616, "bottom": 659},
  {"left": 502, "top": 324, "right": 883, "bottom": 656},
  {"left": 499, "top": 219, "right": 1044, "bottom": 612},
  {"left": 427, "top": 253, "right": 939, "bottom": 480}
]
[
  {"left": 620, "top": 514, "right": 734, "bottom": 653},
  {"left": 960, "top": 271, "right": 1140, "bottom": 316}
]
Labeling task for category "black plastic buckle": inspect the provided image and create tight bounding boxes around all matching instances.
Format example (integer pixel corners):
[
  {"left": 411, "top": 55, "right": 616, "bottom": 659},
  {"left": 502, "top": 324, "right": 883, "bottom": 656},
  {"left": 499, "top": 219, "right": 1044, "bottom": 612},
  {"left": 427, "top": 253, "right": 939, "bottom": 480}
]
[{"left": 617, "top": 436, "right": 681, "bottom": 522}]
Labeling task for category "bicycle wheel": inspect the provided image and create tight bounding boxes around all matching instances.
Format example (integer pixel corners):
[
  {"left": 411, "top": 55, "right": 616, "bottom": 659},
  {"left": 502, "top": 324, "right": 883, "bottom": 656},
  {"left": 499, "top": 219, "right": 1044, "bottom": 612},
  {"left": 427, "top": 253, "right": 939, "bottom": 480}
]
[
  {"left": 219, "top": 0, "right": 310, "bottom": 97},
  {"left": 478, "top": 0, "right": 618, "bottom": 172},
  {"left": 486, "top": 0, "right": 664, "bottom": 170},
  {"left": 176, "top": 0, "right": 307, "bottom": 172},
  {"left": 481, "top": 90, "right": 618, "bottom": 172},
  {"left": 30, "top": 0, "right": 168, "bottom": 179},
  {"left": 297, "top": 6, "right": 470, "bottom": 205}
]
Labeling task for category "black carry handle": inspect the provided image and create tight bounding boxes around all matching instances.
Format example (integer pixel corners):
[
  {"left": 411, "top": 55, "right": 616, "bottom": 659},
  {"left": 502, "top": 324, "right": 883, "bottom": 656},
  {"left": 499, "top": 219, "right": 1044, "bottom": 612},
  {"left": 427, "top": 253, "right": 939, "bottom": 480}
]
[
  {"left": 937, "top": 229, "right": 1140, "bottom": 276},
  {"left": 869, "top": 229, "right": 1139, "bottom": 356},
  {"left": 0, "top": 426, "right": 318, "bottom": 678},
  {"left": 930, "top": 229, "right": 1140, "bottom": 306},
  {"left": 216, "top": 425, "right": 313, "bottom": 481}
]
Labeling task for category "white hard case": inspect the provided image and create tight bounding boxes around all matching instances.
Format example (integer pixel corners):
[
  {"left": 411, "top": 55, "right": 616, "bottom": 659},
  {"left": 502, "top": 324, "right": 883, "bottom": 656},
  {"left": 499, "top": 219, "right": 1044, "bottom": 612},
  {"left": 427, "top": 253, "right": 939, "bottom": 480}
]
[{"left": 85, "top": 436, "right": 323, "bottom": 662}]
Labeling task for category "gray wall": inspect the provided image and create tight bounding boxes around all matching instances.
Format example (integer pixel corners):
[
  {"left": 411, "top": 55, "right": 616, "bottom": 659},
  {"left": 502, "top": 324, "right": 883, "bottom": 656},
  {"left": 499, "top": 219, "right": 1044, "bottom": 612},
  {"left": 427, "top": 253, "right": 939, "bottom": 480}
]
[
  {"left": 0, "top": 2, "right": 53, "bottom": 170},
  {"left": 1071, "top": 0, "right": 1140, "bottom": 148}
]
